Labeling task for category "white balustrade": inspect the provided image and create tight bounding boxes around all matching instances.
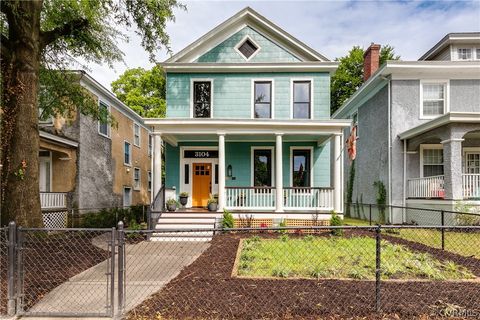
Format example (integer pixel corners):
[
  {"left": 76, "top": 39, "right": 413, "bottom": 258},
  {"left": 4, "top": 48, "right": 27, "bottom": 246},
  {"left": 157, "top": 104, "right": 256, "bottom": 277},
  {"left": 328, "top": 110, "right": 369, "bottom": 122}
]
[
  {"left": 463, "top": 174, "right": 480, "bottom": 199},
  {"left": 225, "top": 187, "right": 276, "bottom": 210},
  {"left": 284, "top": 187, "right": 334, "bottom": 210},
  {"left": 40, "top": 192, "right": 67, "bottom": 209},
  {"left": 407, "top": 175, "right": 445, "bottom": 199}
]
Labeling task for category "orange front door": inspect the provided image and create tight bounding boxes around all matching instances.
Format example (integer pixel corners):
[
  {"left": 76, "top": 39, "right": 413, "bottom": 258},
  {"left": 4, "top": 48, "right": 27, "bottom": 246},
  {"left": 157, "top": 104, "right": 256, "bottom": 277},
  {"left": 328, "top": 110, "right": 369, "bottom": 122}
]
[{"left": 192, "top": 163, "right": 211, "bottom": 207}]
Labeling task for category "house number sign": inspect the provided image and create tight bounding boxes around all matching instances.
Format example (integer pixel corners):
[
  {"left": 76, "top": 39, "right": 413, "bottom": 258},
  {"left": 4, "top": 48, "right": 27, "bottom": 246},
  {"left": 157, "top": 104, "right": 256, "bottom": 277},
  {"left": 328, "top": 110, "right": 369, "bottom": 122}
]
[{"left": 184, "top": 150, "right": 219, "bottom": 158}]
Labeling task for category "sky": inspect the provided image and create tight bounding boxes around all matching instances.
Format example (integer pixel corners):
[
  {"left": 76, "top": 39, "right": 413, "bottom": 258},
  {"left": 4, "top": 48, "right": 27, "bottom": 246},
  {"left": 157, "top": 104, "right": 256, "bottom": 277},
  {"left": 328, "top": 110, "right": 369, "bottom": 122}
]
[{"left": 83, "top": 0, "right": 480, "bottom": 90}]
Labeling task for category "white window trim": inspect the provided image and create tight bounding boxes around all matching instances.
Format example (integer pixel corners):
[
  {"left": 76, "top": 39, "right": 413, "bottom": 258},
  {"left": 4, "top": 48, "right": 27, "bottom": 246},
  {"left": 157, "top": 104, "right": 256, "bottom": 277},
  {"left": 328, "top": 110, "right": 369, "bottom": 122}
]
[
  {"left": 190, "top": 78, "right": 214, "bottom": 118},
  {"left": 250, "top": 146, "right": 275, "bottom": 187},
  {"left": 123, "top": 186, "right": 132, "bottom": 208},
  {"left": 419, "top": 80, "right": 450, "bottom": 120},
  {"left": 98, "top": 101, "right": 111, "bottom": 138},
  {"left": 251, "top": 79, "right": 275, "bottom": 119},
  {"left": 133, "top": 123, "right": 141, "bottom": 147},
  {"left": 290, "top": 78, "right": 314, "bottom": 120},
  {"left": 133, "top": 167, "right": 141, "bottom": 191},
  {"left": 234, "top": 35, "right": 261, "bottom": 62},
  {"left": 453, "top": 45, "right": 479, "bottom": 61},
  {"left": 419, "top": 144, "right": 443, "bottom": 178},
  {"left": 39, "top": 150, "right": 53, "bottom": 192},
  {"left": 124, "top": 140, "right": 132, "bottom": 166},
  {"left": 147, "top": 170, "right": 152, "bottom": 192},
  {"left": 289, "top": 146, "right": 314, "bottom": 188},
  {"left": 463, "top": 147, "right": 480, "bottom": 173}
]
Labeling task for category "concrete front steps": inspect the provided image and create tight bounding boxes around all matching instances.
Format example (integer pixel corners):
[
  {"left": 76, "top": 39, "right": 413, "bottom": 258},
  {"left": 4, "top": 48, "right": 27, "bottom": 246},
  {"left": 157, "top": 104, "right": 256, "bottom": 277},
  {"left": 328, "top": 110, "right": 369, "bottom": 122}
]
[{"left": 151, "top": 212, "right": 220, "bottom": 242}]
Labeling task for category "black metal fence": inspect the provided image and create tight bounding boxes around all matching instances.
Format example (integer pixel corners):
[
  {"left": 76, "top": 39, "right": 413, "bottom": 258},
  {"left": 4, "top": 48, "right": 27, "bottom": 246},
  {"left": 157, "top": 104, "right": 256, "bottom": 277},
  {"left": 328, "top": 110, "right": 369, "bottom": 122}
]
[{"left": 1, "top": 223, "right": 479, "bottom": 319}]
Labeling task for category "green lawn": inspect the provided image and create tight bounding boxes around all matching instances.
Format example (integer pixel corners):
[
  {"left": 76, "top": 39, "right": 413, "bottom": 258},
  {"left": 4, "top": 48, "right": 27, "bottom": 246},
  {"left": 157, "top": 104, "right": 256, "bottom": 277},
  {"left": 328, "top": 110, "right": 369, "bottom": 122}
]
[
  {"left": 237, "top": 236, "right": 475, "bottom": 280},
  {"left": 342, "top": 217, "right": 371, "bottom": 226},
  {"left": 387, "top": 229, "right": 480, "bottom": 258}
]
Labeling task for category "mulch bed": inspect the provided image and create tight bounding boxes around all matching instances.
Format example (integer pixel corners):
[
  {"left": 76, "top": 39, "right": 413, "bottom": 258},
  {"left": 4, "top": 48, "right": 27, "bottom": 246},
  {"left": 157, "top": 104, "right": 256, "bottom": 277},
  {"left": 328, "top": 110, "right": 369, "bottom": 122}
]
[
  {"left": 0, "top": 231, "right": 108, "bottom": 314},
  {"left": 127, "top": 231, "right": 480, "bottom": 320}
]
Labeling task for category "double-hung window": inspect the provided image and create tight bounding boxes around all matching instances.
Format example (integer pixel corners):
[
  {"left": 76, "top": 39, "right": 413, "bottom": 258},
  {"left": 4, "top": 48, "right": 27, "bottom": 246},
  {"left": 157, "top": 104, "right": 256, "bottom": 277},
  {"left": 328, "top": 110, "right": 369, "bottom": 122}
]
[
  {"left": 193, "top": 81, "right": 211, "bottom": 118},
  {"left": 457, "top": 48, "right": 472, "bottom": 60},
  {"left": 421, "top": 82, "right": 447, "bottom": 118},
  {"left": 98, "top": 101, "right": 110, "bottom": 137},
  {"left": 124, "top": 141, "right": 131, "bottom": 166},
  {"left": 422, "top": 148, "right": 444, "bottom": 177},
  {"left": 134, "top": 123, "right": 141, "bottom": 147},
  {"left": 253, "top": 81, "right": 272, "bottom": 118},
  {"left": 292, "top": 81, "right": 311, "bottom": 119},
  {"left": 148, "top": 135, "right": 152, "bottom": 157},
  {"left": 253, "top": 149, "right": 273, "bottom": 187},
  {"left": 133, "top": 167, "right": 141, "bottom": 190},
  {"left": 292, "top": 149, "right": 311, "bottom": 187}
]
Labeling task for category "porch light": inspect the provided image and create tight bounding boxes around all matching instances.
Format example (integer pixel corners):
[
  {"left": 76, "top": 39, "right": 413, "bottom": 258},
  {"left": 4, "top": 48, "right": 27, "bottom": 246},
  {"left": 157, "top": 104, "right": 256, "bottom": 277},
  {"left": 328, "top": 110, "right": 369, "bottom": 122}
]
[{"left": 227, "top": 165, "right": 233, "bottom": 178}]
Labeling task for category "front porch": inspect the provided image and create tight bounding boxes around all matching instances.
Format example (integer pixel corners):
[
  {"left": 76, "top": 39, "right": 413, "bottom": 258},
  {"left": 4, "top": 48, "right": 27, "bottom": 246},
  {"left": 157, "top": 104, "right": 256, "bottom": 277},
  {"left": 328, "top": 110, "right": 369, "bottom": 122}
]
[{"left": 146, "top": 119, "right": 351, "bottom": 214}]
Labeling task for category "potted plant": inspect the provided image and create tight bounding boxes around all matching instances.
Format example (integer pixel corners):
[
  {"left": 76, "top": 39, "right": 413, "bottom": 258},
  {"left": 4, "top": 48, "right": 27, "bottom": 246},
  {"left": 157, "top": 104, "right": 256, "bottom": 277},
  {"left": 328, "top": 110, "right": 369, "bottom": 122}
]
[
  {"left": 166, "top": 198, "right": 178, "bottom": 212},
  {"left": 179, "top": 192, "right": 189, "bottom": 207},
  {"left": 207, "top": 194, "right": 218, "bottom": 212}
]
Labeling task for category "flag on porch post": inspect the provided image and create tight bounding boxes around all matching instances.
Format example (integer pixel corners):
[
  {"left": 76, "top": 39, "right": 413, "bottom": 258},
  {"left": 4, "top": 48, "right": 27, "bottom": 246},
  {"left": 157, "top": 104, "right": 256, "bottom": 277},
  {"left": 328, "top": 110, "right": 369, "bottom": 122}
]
[{"left": 346, "top": 125, "right": 357, "bottom": 163}]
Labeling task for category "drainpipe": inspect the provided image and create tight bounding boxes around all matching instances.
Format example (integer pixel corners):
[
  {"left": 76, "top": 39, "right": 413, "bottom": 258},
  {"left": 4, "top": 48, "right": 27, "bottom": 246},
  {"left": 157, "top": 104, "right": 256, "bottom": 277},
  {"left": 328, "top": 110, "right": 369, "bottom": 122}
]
[
  {"left": 385, "top": 76, "right": 393, "bottom": 224},
  {"left": 403, "top": 139, "right": 407, "bottom": 223}
]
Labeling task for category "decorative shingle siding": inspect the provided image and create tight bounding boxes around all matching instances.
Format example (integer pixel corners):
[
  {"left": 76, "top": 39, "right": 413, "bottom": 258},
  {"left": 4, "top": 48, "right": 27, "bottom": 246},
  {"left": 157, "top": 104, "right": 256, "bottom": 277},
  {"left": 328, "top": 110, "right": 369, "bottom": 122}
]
[
  {"left": 196, "top": 26, "right": 301, "bottom": 63},
  {"left": 166, "top": 72, "right": 331, "bottom": 119}
]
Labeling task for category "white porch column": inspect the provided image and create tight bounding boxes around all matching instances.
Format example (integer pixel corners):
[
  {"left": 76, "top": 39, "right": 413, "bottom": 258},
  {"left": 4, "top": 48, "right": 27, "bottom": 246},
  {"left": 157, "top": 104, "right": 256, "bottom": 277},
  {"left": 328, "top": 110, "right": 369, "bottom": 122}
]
[
  {"left": 275, "top": 133, "right": 284, "bottom": 212},
  {"left": 152, "top": 134, "right": 163, "bottom": 202},
  {"left": 333, "top": 133, "right": 342, "bottom": 213},
  {"left": 218, "top": 133, "right": 226, "bottom": 211}
]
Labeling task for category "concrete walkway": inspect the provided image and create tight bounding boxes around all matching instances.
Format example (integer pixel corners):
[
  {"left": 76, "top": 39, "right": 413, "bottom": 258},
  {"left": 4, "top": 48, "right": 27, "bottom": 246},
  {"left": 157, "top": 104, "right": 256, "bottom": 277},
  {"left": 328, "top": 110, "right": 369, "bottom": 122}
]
[{"left": 25, "top": 240, "right": 210, "bottom": 318}]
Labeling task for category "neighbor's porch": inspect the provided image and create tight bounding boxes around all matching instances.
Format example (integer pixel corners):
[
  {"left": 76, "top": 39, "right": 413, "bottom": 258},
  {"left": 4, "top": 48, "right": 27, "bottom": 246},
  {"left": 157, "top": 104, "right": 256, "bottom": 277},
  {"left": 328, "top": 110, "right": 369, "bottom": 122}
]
[{"left": 146, "top": 119, "right": 351, "bottom": 213}]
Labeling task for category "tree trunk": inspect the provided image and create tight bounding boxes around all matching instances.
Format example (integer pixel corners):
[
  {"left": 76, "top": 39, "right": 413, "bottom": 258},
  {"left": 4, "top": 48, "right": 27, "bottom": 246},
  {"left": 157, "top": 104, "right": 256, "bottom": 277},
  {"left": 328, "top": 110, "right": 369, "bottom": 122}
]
[{"left": 1, "top": 1, "right": 43, "bottom": 227}]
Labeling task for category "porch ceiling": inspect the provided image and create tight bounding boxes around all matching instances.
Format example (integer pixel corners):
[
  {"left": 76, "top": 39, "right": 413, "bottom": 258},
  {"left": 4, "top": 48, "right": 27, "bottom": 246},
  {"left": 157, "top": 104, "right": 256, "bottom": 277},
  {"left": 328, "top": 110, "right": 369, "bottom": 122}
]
[{"left": 167, "top": 133, "right": 332, "bottom": 143}]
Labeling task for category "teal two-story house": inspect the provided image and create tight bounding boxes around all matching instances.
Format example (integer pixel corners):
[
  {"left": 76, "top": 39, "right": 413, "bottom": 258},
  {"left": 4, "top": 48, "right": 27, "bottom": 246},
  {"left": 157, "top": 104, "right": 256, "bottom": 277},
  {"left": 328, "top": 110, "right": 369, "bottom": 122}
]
[{"left": 146, "top": 7, "right": 350, "bottom": 219}]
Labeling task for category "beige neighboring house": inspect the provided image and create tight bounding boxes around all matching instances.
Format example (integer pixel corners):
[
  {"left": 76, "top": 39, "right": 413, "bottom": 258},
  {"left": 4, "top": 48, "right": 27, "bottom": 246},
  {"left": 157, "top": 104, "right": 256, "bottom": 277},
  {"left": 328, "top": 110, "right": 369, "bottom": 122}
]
[{"left": 39, "top": 71, "right": 152, "bottom": 225}]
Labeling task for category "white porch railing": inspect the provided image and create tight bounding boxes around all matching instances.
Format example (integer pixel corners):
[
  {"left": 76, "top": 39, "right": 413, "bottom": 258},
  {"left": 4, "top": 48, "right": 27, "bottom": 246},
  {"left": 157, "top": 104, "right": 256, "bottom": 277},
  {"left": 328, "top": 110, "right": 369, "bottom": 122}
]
[
  {"left": 407, "top": 175, "right": 445, "bottom": 199},
  {"left": 40, "top": 192, "right": 67, "bottom": 209},
  {"left": 225, "top": 187, "right": 276, "bottom": 210},
  {"left": 284, "top": 187, "right": 334, "bottom": 210},
  {"left": 463, "top": 174, "right": 480, "bottom": 199}
]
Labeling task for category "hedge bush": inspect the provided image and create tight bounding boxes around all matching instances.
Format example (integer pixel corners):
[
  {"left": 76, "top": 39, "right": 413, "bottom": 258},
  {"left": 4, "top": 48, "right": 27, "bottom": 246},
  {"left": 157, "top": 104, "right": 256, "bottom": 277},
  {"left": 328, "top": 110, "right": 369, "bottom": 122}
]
[{"left": 81, "top": 205, "right": 146, "bottom": 228}]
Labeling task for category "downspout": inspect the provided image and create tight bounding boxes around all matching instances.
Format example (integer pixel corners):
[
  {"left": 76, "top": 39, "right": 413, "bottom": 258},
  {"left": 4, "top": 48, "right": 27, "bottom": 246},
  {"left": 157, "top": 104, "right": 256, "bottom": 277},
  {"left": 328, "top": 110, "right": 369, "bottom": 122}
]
[
  {"left": 386, "top": 77, "right": 393, "bottom": 224},
  {"left": 403, "top": 139, "right": 407, "bottom": 223}
]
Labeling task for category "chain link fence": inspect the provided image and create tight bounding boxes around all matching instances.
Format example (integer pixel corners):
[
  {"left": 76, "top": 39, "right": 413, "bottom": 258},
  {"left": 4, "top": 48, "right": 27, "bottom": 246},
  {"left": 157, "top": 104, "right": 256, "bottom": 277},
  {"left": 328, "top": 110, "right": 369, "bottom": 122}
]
[
  {"left": 0, "top": 227, "right": 8, "bottom": 318},
  {"left": 1, "top": 222, "right": 479, "bottom": 319}
]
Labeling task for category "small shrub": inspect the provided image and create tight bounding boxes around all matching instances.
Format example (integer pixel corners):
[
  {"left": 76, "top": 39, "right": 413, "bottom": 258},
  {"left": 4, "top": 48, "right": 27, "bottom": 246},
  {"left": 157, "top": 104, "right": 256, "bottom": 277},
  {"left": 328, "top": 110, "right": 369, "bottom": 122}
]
[
  {"left": 279, "top": 234, "right": 289, "bottom": 242},
  {"left": 330, "top": 211, "right": 343, "bottom": 236},
  {"left": 249, "top": 235, "right": 261, "bottom": 243},
  {"left": 277, "top": 220, "right": 287, "bottom": 234},
  {"left": 222, "top": 209, "right": 234, "bottom": 229}
]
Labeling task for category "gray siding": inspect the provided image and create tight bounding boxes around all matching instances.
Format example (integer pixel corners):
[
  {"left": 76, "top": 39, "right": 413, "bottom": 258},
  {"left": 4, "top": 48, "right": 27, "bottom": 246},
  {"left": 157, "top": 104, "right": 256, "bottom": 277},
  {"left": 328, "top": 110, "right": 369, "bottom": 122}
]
[{"left": 450, "top": 80, "right": 480, "bottom": 112}]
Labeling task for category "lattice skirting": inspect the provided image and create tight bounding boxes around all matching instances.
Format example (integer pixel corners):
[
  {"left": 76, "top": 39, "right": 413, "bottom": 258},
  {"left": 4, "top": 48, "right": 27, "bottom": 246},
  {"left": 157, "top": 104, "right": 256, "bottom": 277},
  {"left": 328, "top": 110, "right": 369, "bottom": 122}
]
[
  {"left": 233, "top": 218, "right": 330, "bottom": 230},
  {"left": 42, "top": 211, "right": 68, "bottom": 228}
]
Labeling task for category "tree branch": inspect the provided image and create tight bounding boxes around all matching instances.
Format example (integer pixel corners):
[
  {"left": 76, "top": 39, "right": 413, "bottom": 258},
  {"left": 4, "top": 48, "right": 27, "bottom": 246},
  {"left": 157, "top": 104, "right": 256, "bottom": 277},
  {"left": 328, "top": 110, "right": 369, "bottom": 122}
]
[{"left": 39, "top": 18, "right": 89, "bottom": 49}]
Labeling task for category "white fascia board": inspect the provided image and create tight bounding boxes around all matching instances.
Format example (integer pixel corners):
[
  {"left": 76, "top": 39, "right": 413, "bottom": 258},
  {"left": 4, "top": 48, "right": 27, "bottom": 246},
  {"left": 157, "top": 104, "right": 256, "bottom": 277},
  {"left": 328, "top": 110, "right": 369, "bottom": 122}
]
[
  {"left": 39, "top": 131, "right": 79, "bottom": 148},
  {"left": 161, "top": 62, "right": 338, "bottom": 74},
  {"left": 398, "top": 112, "right": 480, "bottom": 140}
]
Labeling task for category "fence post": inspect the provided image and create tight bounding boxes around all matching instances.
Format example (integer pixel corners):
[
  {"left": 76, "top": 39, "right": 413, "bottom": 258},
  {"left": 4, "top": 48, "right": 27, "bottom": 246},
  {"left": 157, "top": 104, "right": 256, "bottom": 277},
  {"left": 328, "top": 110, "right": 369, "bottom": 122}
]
[
  {"left": 109, "top": 227, "right": 116, "bottom": 318},
  {"left": 16, "top": 227, "right": 24, "bottom": 315},
  {"left": 7, "top": 221, "right": 16, "bottom": 316},
  {"left": 369, "top": 204, "right": 372, "bottom": 226},
  {"left": 116, "top": 221, "right": 125, "bottom": 318},
  {"left": 375, "top": 225, "right": 382, "bottom": 313},
  {"left": 441, "top": 210, "right": 445, "bottom": 251}
]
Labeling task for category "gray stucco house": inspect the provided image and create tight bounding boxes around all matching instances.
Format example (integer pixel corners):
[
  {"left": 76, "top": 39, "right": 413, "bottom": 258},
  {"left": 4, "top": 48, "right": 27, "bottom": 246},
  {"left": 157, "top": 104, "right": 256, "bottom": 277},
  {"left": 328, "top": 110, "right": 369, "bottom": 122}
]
[{"left": 333, "top": 33, "right": 480, "bottom": 223}]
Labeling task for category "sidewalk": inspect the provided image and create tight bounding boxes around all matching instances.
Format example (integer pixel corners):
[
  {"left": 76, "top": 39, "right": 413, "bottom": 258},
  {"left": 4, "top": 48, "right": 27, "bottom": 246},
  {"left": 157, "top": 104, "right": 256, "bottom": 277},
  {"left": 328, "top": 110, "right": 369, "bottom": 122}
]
[{"left": 24, "top": 240, "right": 210, "bottom": 318}]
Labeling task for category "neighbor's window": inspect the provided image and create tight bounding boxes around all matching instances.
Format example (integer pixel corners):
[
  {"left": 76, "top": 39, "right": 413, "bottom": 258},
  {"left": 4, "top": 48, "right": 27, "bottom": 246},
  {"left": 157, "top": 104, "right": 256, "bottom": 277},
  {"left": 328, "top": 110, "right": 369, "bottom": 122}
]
[
  {"left": 457, "top": 48, "right": 472, "bottom": 60},
  {"left": 193, "top": 81, "right": 211, "bottom": 118},
  {"left": 238, "top": 38, "right": 258, "bottom": 60},
  {"left": 123, "top": 187, "right": 132, "bottom": 207},
  {"left": 292, "top": 149, "right": 311, "bottom": 187},
  {"left": 98, "top": 101, "right": 110, "bottom": 137},
  {"left": 133, "top": 167, "right": 141, "bottom": 190},
  {"left": 124, "top": 141, "right": 131, "bottom": 165},
  {"left": 148, "top": 134, "right": 152, "bottom": 157},
  {"left": 293, "top": 81, "right": 311, "bottom": 119},
  {"left": 476, "top": 48, "right": 480, "bottom": 60},
  {"left": 254, "top": 81, "right": 272, "bottom": 118},
  {"left": 134, "top": 123, "right": 141, "bottom": 147},
  {"left": 422, "top": 83, "right": 446, "bottom": 117},
  {"left": 253, "top": 149, "right": 272, "bottom": 187},
  {"left": 147, "top": 171, "right": 152, "bottom": 191},
  {"left": 422, "top": 148, "right": 444, "bottom": 177}
]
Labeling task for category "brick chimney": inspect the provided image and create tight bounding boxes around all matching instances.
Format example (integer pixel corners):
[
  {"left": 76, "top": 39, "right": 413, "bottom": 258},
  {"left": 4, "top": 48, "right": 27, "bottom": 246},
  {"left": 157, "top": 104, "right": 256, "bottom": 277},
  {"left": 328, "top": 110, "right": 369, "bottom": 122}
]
[{"left": 363, "top": 43, "right": 381, "bottom": 81}]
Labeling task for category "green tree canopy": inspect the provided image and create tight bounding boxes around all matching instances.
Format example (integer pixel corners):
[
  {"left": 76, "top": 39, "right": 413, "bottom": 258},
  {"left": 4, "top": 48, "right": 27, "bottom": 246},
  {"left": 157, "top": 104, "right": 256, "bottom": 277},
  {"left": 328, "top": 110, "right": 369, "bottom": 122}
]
[
  {"left": 330, "top": 45, "right": 400, "bottom": 115},
  {"left": 1, "top": 0, "right": 184, "bottom": 226},
  {"left": 111, "top": 65, "right": 166, "bottom": 118}
]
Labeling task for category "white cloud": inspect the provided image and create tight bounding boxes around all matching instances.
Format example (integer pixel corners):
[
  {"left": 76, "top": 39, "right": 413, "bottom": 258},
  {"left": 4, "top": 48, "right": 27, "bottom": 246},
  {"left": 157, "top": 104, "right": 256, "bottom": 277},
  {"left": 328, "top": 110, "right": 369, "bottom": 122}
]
[{"left": 83, "top": 0, "right": 480, "bottom": 90}]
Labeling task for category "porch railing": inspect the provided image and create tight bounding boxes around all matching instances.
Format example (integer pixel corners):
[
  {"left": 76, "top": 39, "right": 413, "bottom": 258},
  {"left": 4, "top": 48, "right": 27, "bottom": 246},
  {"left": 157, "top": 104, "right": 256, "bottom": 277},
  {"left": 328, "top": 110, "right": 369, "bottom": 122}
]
[
  {"left": 284, "top": 187, "right": 334, "bottom": 210},
  {"left": 225, "top": 187, "right": 276, "bottom": 210},
  {"left": 407, "top": 175, "right": 445, "bottom": 199},
  {"left": 463, "top": 174, "right": 480, "bottom": 199},
  {"left": 40, "top": 192, "right": 67, "bottom": 209}
]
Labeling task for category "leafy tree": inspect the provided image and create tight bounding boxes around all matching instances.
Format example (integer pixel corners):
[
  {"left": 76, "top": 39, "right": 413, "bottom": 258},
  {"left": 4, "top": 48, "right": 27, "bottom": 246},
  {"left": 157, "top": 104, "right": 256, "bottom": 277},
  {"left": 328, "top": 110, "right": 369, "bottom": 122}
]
[
  {"left": 0, "top": 0, "right": 184, "bottom": 226},
  {"left": 111, "top": 65, "right": 167, "bottom": 118},
  {"left": 330, "top": 45, "right": 400, "bottom": 115}
]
